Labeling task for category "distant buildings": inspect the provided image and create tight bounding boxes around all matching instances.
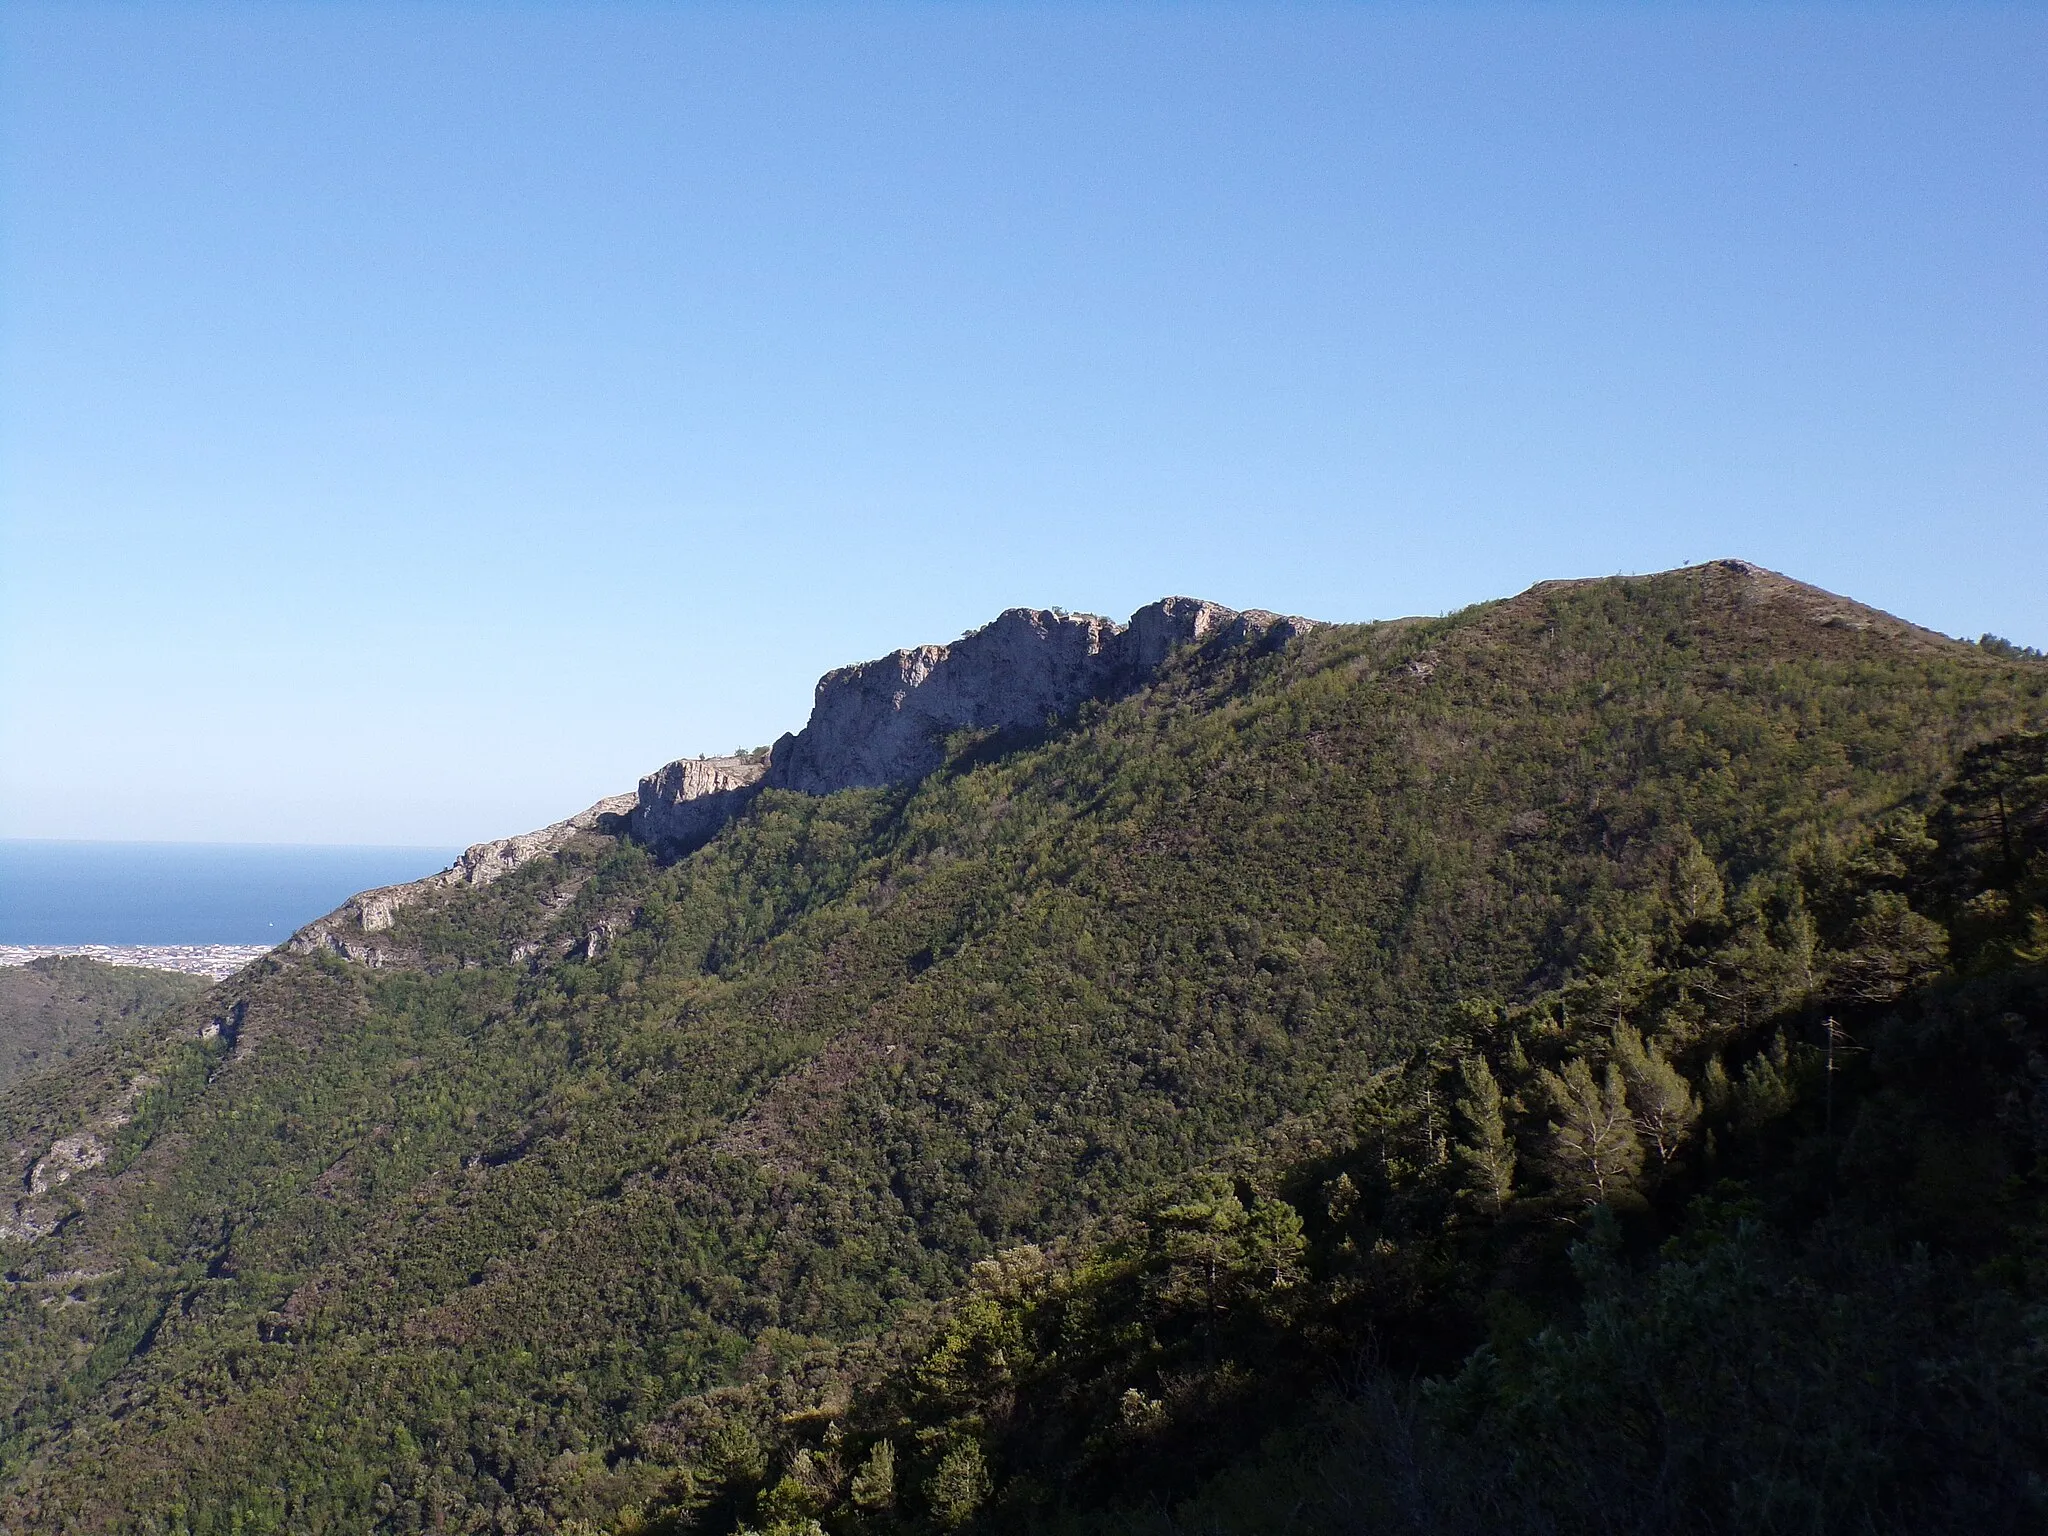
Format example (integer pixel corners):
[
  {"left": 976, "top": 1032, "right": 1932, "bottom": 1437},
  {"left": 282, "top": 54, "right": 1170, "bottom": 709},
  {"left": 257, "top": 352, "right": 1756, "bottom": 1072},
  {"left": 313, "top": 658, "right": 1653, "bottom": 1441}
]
[{"left": 0, "top": 944, "right": 268, "bottom": 980}]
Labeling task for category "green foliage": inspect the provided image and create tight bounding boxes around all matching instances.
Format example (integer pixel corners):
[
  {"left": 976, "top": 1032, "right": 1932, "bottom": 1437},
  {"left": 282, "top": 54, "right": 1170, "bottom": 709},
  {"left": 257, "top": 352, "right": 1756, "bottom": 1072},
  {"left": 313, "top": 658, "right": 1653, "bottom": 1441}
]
[
  {"left": 0, "top": 956, "right": 205, "bottom": 1093},
  {"left": 923, "top": 1441, "right": 988, "bottom": 1529},
  {"left": 745, "top": 718, "right": 2048, "bottom": 1536},
  {"left": 1978, "top": 634, "right": 2047, "bottom": 662},
  {"left": 1611, "top": 1022, "right": 1698, "bottom": 1171},
  {"left": 1152, "top": 1180, "right": 1306, "bottom": 1320},
  {"left": 1452, "top": 1055, "right": 1516, "bottom": 1214},
  {"left": 1, "top": 567, "right": 2044, "bottom": 1533},
  {"left": 1539, "top": 1058, "right": 1645, "bottom": 1208},
  {"left": 847, "top": 1438, "right": 896, "bottom": 1512}
]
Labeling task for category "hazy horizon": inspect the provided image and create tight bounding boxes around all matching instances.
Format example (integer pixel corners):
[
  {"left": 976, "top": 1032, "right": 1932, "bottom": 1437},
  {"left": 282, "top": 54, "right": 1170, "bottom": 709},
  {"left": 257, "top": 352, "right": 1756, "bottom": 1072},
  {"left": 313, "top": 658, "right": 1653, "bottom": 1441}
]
[{"left": 0, "top": 838, "right": 463, "bottom": 945}]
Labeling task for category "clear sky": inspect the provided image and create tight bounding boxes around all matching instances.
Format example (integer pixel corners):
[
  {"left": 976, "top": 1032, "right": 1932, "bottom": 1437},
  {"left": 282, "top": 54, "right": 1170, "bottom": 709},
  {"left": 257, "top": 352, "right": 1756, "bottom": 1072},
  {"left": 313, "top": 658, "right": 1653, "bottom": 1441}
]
[{"left": 2, "top": 2, "right": 2042, "bottom": 846}]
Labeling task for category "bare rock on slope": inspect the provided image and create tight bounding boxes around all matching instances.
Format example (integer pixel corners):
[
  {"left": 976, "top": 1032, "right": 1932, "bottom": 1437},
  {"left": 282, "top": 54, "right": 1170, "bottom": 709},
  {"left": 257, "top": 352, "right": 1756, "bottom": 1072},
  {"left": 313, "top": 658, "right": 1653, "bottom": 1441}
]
[
  {"left": 291, "top": 792, "right": 637, "bottom": 956},
  {"left": 626, "top": 596, "right": 1312, "bottom": 846},
  {"left": 763, "top": 596, "right": 1314, "bottom": 795},
  {"left": 287, "top": 595, "right": 1315, "bottom": 956},
  {"left": 630, "top": 754, "right": 770, "bottom": 853}
]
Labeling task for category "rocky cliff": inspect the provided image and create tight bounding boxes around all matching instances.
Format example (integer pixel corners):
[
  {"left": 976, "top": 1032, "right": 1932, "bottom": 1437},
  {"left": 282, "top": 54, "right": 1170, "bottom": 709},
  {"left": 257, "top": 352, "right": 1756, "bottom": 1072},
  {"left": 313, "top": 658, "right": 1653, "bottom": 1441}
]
[
  {"left": 762, "top": 596, "right": 1313, "bottom": 796},
  {"left": 629, "top": 753, "right": 770, "bottom": 852},
  {"left": 628, "top": 596, "right": 1313, "bottom": 845},
  {"left": 294, "top": 595, "right": 1313, "bottom": 951}
]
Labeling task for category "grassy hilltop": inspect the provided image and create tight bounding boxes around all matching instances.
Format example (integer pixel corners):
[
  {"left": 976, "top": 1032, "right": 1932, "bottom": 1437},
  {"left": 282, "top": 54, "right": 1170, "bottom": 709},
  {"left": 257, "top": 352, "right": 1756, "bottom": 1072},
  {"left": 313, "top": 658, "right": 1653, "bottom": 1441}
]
[{"left": 2, "top": 562, "right": 2045, "bottom": 1535}]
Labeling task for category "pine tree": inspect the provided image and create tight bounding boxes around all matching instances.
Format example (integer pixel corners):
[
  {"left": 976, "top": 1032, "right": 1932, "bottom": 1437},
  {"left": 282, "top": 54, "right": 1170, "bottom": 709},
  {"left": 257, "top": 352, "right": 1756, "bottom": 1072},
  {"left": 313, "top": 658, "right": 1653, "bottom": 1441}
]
[
  {"left": 1323, "top": 1171, "right": 1359, "bottom": 1228},
  {"left": 848, "top": 1440, "right": 896, "bottom": 1513},
  {"left": 925, "top": 1441, "right": 989, "bottom": 1529},
  {"left": 1612, "top": 1024, "right": 1700, "bottom": 1173},
  {"left": 1155, "top": 1175, "right": 1249, "bottom": 1319},
  {"left": 1701, "top": 1054, "right": 1733, "bottom": 1114},
  {"left": 1540, "top": 1058, "right": 1645, "bottom": 1208},
  {"left": 1671, "top": 835, "right": 1727, "bottom": 925},
  {"left": 1734, "top": 1033, "right": 1799, "bottom": 1133},
  {"left": 1245, "top": 1194, "right": 1307, "bottom": 1292},
  {"left": 1453, "top": 1056, "right": 1517, "bottom": 1215}
]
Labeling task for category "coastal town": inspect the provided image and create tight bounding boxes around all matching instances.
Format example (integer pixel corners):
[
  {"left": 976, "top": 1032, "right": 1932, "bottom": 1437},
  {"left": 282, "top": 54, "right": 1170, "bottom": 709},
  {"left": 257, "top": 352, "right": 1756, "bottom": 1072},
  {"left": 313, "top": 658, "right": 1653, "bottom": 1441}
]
[{"left": 0, "top": 943, "right": 269, "bottom": 980}]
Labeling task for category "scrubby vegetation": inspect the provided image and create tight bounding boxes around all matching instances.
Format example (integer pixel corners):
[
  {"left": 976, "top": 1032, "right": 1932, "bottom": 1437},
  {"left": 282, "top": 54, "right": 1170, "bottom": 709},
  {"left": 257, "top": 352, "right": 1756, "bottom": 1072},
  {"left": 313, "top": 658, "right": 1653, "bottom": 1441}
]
[
  {"left": 0, "top": 566, "right": 2043, "bottom": 1534},
  {"left": 670, "top": 727, "right": 2048, "bottom": 1536},
  {"left": 0, "top": 957, "right": 205, "bottom": 1094}
]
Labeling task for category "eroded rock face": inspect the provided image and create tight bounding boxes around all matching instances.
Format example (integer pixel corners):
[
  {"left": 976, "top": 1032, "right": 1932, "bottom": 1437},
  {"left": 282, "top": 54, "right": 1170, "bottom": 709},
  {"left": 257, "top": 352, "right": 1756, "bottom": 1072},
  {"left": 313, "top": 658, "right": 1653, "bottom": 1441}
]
[
  {"left": 622, "top": 596, "right": 1311, "bottom": 848},
  {"left": 630, "top": 755, "right": 769, "bottom": 853},
  {"left": 765, "top": 597, "right": 1313, "bottom": 795},
  {"left": 436, "top": 793, "right": 639, "bottom": 893},
  {"left": 29, "top": 1133, "right": 105, "bottom": 1197},
  {"left": 765, "top": 608, "right": 1120, "bottom": 795},
  {"left": 3, "top": 1071, "right": 159, "bottom": 1246}
]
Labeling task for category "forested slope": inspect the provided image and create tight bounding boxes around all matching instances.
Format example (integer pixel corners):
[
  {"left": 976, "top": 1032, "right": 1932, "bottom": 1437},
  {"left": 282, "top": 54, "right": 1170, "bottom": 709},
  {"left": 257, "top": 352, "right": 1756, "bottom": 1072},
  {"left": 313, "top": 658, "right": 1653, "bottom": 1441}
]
[
  {"left": 0, "top": 958, "right": 204, "bottom": 1094},
  {"left": 0, "top": 563, "right": 2043, "bottom": 1535}
]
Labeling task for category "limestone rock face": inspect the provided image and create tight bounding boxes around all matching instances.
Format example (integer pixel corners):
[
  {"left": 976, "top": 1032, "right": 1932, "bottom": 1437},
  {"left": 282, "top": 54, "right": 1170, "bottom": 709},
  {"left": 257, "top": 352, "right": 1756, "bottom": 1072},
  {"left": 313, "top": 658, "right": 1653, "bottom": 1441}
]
[
  {"left": 765, "top": 597, "right": 1313, "bottom": 796},
  {"left": 28, "top": 1132, "right": 105, "bottom": 1197},
  {"left": 625, "top": 597, "right": 1309, "bottom": 847},
  {"left": 630, "top": 755, "right": 769, "bottom": 854},
  {"left": 1116, "top": 596, "right": 1235, "bottom": 673},
  {"left": 766, "top": 608, "right": 1117, "bottom": 795}
]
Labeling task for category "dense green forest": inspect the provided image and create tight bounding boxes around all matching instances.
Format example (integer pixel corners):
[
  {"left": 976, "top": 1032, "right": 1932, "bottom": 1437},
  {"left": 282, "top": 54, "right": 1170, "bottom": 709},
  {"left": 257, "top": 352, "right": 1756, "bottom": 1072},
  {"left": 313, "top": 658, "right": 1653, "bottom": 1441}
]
[
  {"left": 0, "top": 958, "right": 205, "bottom": 1094},
  {"left": 1, "top": 563, "right": 2043, "bottom": 1534}
]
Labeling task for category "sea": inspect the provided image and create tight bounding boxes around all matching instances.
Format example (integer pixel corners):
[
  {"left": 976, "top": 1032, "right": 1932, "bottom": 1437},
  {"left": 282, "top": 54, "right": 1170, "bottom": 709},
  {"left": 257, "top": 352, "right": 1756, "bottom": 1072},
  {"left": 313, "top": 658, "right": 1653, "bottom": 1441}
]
[{"left": 0, "top": 840, "right": 462, "bottom": 947}]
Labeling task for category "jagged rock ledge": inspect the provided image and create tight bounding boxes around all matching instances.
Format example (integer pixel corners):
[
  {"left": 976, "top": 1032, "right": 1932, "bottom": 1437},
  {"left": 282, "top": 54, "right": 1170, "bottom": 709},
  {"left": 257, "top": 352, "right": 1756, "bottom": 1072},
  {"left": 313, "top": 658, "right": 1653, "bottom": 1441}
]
[
  {"left": 631, "top": 752, "right": 771, "bottom": 852},
  {"left": 291, "top": 596, "right": 1314, "bottom": 956},
  {"left": 290, "top": 793, "right": 636, "bottom": 961},
  {"left": 760, "top": 596, "right": 1310, "bottom": 797},
  {"left": 638, "top": 595, "right": 1313, "bottom": 845}
]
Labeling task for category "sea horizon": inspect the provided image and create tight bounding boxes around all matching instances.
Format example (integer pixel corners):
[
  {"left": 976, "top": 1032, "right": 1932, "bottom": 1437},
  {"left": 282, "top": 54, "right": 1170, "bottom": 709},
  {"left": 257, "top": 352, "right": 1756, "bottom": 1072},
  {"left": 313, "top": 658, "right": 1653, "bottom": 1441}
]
[{"left": 0, "top": 838, "right": 463, "bottom": 946}]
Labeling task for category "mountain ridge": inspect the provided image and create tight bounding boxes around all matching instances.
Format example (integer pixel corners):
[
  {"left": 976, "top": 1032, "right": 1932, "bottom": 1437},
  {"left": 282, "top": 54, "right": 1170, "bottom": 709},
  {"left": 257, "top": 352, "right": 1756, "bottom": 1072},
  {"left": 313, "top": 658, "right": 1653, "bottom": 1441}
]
[
  {"left": 6, "top": 560, "right": 2042, "bottom": 1534},
  {"left": 295, "top": 593, "right": 1317, "bottom": 959},
  {"left": 296, "top": 559, "right": 1962, "bottom": 967}
]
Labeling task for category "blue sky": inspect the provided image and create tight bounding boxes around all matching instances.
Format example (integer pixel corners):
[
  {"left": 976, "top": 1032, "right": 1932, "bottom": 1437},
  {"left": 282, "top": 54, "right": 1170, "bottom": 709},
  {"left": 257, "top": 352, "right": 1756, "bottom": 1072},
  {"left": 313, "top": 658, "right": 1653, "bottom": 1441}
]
[{"left": 2, "top": 2, "right": 2042, "bottom": 845}]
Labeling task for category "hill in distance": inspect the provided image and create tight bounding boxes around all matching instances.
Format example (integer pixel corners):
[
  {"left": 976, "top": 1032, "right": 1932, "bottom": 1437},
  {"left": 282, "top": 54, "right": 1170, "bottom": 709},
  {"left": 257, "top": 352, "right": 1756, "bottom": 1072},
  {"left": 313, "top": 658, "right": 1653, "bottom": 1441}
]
[
  {"left": 0, "top": 959, "right": 207, "bottom": 1098},
  {"left": 1, "top": 560, "right": 2045, "bottom": 1536}
]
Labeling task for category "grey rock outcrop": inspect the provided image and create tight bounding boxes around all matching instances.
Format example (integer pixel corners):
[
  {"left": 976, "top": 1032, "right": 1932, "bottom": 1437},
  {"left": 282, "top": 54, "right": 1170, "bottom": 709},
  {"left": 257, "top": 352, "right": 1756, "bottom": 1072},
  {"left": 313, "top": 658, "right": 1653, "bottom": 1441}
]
[
  {"left": 28, "top": 1131, "right": 105, "bottom": 1197},
  {"left": 429, "top": 793, "right": 637, "bottom": 896},
  {"left": 291, "top": 791, "right": 637, "bottom": 953},
  {"left": 764, "top": 597, "right": 1312, "bottom": 795},
  {"left": 630, "top": 754, "right": 770, "bottom": 853}
]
